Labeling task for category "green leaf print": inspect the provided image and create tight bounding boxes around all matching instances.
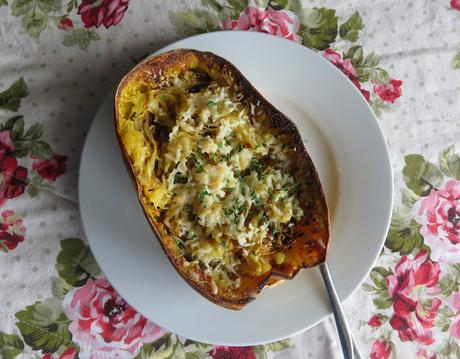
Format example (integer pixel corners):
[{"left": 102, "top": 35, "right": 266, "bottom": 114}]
[
  {"left": 435, "top": 306, "right": 455, "bottom": 332},
  {"left": 66, "top": 0, "right": 77, "bottom": 12},
  {"left": 185, "top": 352, "right": 208, "bottom": 359},
  {"left": 385, "top": 211, "right": 424, "bottom": 255},
  {"left": 19, "top": 5, "right": 47, "bottom": 38},
  {"left": 51, "top": 276, "right": 73, "bottom": 300},
  {"left": 24, "top": 122, "right": 44, "bottom": 140},
  {"left": 438, "top": 265, "right": 460, "bottom": 297},
  {"left": 265, "top": 0, "right": 302, "bottom": 13},
  {"left": 35, "top": 0, "right": 60, "bottom": 13},
  {"left": 227, "top": 0, "right": 249, "bottom": 12},
  {"left": 253, "top": 345, "right": 267, "bottom": 359},
  {"left": 267, "top": 0, "right": 287, "bottom": 10},
  {"left": 401, "top": 187, "right": 421, "bottom": 208},
  {"left": 62, "top": 28, "right": 100, "bottom": 50},
  {"left": 3, "top": 116, "right": 25, "bottom": 141},
  {"left": 0, "top": 332, "right": 24, "bottom": 359},
  {"left": 27, "top": 175, "right": 54, "bottom": 198},
  {"left": 369, "top": 67, "right": 390, "bottom": 84},
  {"left": 439, "top": 339, "right": 460, "bottom": 358},
  {"left": 363, "top": 267, "right": 393, "bottom": 309},
  {"left": 30, "top": 140, "right": 53, "bottom": 159},
  {"left": 439, "top": 145, "right": 460, "bottom": 180},
  {"left": 56, "top": 238, "right": 101, "bottom": 287},
  {"left": 135, "top": 334, "right": 174, "bottom": 359},
  {"left": 283, "top": 0, "right": 301, "bottom": 13},
  {"left": 0, "top": 77, "right": 28, "bottom": 112},
  {"left": 298, "top": 7, "right": 338, "bottom": 50},
  {"left": 170, "top": 10, "right": 220, "bottom": 37},
  {"left": 201, "top": 0, "right": 224, "bottom": 12},
  {"left": 403, "top": 154, "right": 443, "bottom": 196},
  {"left": 339, "top": 11, "right": 363, "bottom": 42},
  {"left": 452, "top": 50, "right": 460, "bottom": 70},
  {"left": 370, "top": 98, "right": 394, "bottom": 117},
  {"left": 15, "top": 298, "right": 74, "bottom": 353},
  {"left": 264, "top": 339, "right": 291, "bottom": 352},
  {"left": 0, "top": 0, "right": 8, "bottom": 6},
  {"left": 344, "top": 46, "right": 389, "bottom": 84}
]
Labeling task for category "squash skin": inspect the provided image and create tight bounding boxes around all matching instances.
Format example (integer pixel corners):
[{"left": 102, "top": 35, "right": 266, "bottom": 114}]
[{"left": 114, "top": 49, "right": 329, "bottom": 310}]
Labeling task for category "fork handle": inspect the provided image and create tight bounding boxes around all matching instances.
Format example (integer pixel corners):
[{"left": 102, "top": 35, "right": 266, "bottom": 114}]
[{"left": 319, "top": 262, "right": 354, "bottom": 359}]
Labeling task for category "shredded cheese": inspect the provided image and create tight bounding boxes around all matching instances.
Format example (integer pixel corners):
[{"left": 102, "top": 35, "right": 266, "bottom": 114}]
[{"left": 118, "top": 70, "right": 304, "bottom": 293}]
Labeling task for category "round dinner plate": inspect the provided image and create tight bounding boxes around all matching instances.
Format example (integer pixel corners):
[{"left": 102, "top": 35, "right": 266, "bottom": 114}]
[{"left": 79, "top": 31, "right": 393, "bottom": 346}]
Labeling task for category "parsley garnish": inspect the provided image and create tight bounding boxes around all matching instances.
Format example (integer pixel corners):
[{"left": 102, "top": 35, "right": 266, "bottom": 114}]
[
  {"left": 251, "top": 191, "right": 261, "bottom": 207},
  {"left": 207, "top": 101, "right": 217, "bottom": 107},
  {"left": 224, "top": 198, "right": 246, "bottom": 224},
  {"left": 199, "top": 190, "right": 209, "bottom": 203},
  {"left": 248, "top": 158, "right": 262, "bottom": 172},
  {"left": 193, "top": 153, "right": 203, "bottom": 173}
]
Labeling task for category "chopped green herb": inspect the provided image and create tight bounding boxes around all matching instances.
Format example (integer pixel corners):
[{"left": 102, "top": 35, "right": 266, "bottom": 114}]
[
  {"left": 193, "top": 153, "right": 203, "bottom": 173},
  {"left": 217, "top": 141, "right": 223, "bottom": 149},
  {"left": 199, "top": 190, "right": 208, "bottom": 203},
  {"left": 251, "top": 191, "right": 261, "bottom": 206},
  {"left": 161, "top": 95, "right": 168, "bottom": 102},
  {"left": 174, "top": 238, "right": 185, "bottom": 254},
  {"left": 224, "top": 198, "right": 246, "bottom": 224},
  {"left": 207, "top": 100, "right": 217, "bottom": 107},
  {"left": 248, "top": 158, "right": 262, "bottom": 172}
]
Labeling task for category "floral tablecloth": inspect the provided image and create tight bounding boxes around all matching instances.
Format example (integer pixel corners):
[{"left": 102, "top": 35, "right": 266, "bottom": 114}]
[{"left": 0, "top": 0, "right": 460, "bottom": 358}]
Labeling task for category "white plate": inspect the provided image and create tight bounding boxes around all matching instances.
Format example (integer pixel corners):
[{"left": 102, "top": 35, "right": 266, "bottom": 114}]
[{"left": 79, "top": 31, "right": 393, "bottom": 346}]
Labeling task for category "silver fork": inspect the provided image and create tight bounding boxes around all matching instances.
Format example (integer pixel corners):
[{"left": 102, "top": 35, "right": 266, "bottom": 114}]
[{"left": 319, "top": 262, "right": 362, "bottom": 359}]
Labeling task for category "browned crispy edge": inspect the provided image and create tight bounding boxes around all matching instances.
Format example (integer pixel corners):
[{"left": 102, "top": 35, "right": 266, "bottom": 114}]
[{"left": 114, "top": 49, "right": 330, "bottom": 310}]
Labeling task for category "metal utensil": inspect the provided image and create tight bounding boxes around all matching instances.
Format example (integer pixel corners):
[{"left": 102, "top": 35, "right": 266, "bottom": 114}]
[{"left": 319, "top": 262, "right": 362, "bottom": 359}]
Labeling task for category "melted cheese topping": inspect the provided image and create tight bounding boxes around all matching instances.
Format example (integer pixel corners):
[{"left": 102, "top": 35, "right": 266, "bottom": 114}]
[{"left": 117, "top": 70, "right": 303, "bottom": 293}]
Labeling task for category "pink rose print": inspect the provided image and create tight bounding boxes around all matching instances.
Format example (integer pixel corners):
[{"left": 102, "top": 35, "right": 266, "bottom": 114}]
[
  {"left": 78, "top": 0, "right": 130, "bottom": 29},
  {"left": 42, "top": 348, "right": 77, "bottom": 359},
  {"left": 0, "top": 210, "right": 26, "bottom": 252},
  {"left": 386, "top": 251, "right": 441, "bottom": 344},
  {"left": 221, "top": 6, "right": 302, "bottom": 43},
  {"left": 413, "top": 180, "right": 460, "bottom": 263},
  {"left": 416, "top": 348, "right": 437, "bottom": 359},
  {"left": 58, "top": 17, "right": 74, "bottom": 30},
  {"left": 209, "top": 346, "right": 256, "bottom": 359},
  {"left": 322, "top": 49, "right": 370, "bottom": 101},
  {"left": 449, "top": 291, "right": 460, "bottom": 339},
  {"left": 351, "top": 79, "right": 370, "bottom": 101},
  {"left": 451, "top": 0, "right": 460, "bottom": 11},
  {"left": 0, "top": 131, "right": 28, "bottom": 206},
  {"left": 323, "top": 49, "right": 357, "bottom": 78},
  {"left": 32, "top": 154, "right": 67, "bottom": 181},
  {"left": 63, "top": 278, "right": 164, "bottom": 359},
  {"left": 373, "top": 79, "right": 403, "bottom": 103},
  {"left": 370, "top": 340, "right": 392, "bottom": 359},
  {"left": 368, "top": 315, "right": 382, "bottom": 327}
]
